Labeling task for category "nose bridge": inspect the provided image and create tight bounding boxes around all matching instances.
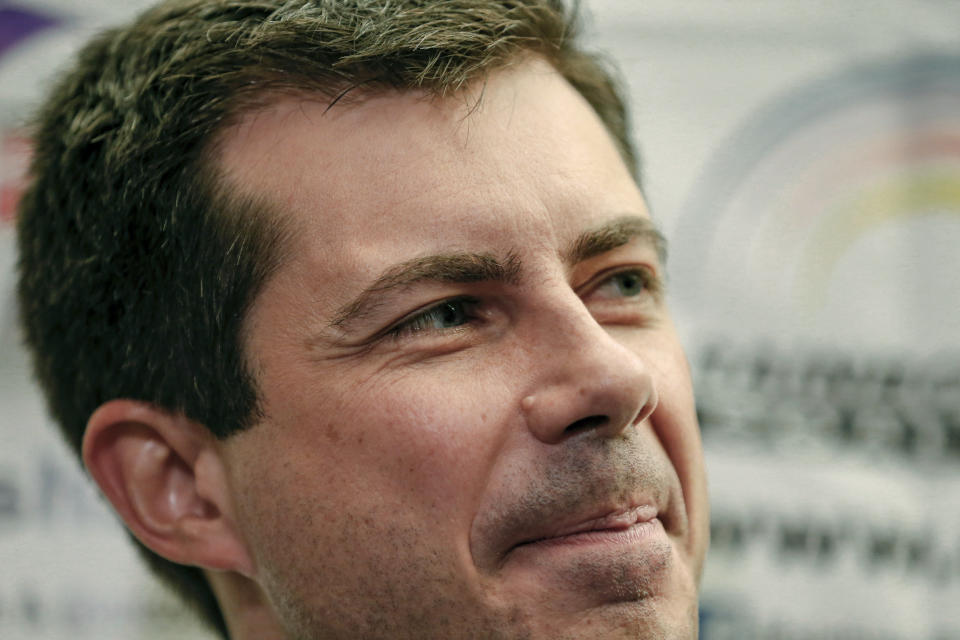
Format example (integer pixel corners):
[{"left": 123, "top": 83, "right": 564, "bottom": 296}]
[{"left": 518, "top": 288, "right": 657, "bottom": 444}]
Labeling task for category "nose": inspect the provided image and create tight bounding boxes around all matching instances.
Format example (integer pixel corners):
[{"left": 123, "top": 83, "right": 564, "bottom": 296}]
[{"left": 518, "top": 296, "right": 658, "bottom": 444}]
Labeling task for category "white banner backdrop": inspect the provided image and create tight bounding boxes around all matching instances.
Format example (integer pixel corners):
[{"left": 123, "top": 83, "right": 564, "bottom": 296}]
[
  {"left": 597, "top": 4, "right": 960, "bottom": 639},
  {"left": 2, "top": 1, "right": 958, "bottom": 638}
]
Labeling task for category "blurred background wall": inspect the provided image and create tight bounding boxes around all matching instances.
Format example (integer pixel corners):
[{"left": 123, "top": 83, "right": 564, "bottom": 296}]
[{"left": 2, "top": 1, "right": 958, "bottom": 638}]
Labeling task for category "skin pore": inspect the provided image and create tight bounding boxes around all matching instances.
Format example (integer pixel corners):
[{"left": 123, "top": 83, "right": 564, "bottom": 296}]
[{"left": 92, "top": 56, "right": 708, "bottom": 639}]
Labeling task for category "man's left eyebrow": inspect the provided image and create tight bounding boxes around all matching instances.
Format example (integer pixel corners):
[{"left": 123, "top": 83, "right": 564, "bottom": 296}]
[
  {"left": 329, "top": 251, "right": 521, "bottom": 329},
  {"left": 564, "top": 215, "right": 668, "bottom": 266}
]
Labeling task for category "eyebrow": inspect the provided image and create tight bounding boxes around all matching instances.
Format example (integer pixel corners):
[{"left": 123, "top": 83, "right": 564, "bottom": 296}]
[
  {"left": 328, "top": 215, "right": 665, "bottom": 330},
  {"left": 564, "top": 215, "right": 667, "bottom": 266}
]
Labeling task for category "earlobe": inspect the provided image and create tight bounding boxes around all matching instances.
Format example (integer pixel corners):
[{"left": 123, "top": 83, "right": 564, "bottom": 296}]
[{"left": 83, "top": 400, "right": 254, "bottom": 577}]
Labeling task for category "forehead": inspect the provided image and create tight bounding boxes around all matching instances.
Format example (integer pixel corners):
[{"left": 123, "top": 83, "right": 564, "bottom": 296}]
[{"left": 213, "top": 58, "right": 647, "bottom": 294}]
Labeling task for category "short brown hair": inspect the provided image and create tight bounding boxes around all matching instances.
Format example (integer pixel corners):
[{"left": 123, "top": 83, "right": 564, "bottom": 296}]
[{"left": 15, "top": 0, "right": 638, "bottom": 636}]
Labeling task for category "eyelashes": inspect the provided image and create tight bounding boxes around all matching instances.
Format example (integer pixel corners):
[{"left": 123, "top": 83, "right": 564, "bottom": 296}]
[{"left": 387, "top": 296, "right": 481, "bottom": 339}]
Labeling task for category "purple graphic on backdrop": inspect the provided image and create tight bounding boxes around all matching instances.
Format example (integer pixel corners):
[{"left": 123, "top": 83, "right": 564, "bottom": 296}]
[
  {"left": 0, "top": 5, "right": 59, "bottom": 59},
  {"left": 1, "top": 6, "right": 61, "bottom": 223}
]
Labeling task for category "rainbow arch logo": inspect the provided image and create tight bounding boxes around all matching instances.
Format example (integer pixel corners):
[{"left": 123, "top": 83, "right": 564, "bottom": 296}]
[{"left": 672, "top": 54, "right": 960, "bottom": 352}]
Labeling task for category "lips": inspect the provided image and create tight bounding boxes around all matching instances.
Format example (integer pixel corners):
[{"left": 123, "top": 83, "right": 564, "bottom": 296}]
[{"left": 514, "top": 504, "right": 660, "bottom": 548}]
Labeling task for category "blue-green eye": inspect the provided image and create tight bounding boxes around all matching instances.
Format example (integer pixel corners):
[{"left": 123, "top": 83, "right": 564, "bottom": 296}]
[
  {"left": 390, "top": 297, "right": 476, "bottom": 337},
  {"left": 610, "top": 271, "right": 646, "bottom": 297},
  {"left": 594, "top": 269, "right": 651, "bottom": 299}
]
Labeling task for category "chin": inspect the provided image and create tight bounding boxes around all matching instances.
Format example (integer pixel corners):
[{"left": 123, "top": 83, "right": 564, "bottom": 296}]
[
  {"left": 507, "top": 577, "right": 699, "bottom": 640},
  {"left": 521, "top": 602, "right": 697, "bottom": 640}
]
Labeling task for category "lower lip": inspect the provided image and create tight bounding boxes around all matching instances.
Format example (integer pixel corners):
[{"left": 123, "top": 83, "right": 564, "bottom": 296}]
[{"left": 504, "top": 517, "right": 673, "bottom": 604}]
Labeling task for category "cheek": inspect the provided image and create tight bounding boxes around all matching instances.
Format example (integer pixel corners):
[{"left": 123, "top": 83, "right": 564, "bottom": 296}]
[
  {"left": 226, "top": 364, "right": 524, "bottom": 606},
  {"left": 341, "top": 372, "right": 517, "bottom": 507},
  {"left": 256, "top": 361, "right": 520, "bottom": 519}
]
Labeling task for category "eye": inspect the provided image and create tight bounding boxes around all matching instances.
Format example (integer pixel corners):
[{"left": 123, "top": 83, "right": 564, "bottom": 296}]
[
  {"left": 587, "top": 267, "right": 658, "bottom": 301},
  {"left": 600, "top": 270, "right": 646, "bottom": 297},
  {"left": 387, "top": 296, "right": 479, "bottom": 339}
]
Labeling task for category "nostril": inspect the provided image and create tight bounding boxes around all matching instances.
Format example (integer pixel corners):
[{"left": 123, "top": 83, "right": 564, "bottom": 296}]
[{"left": 564, "top": 415, "right": 609, "bottom": 435}]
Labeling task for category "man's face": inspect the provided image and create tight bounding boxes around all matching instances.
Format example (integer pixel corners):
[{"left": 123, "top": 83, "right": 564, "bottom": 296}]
[{"left": 216, "top": 58, "right": 709, "bottom": 639}]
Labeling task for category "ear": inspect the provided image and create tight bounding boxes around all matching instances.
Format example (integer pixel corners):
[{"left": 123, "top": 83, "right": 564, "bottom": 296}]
[{"left": 83, "top": 399, "right": 255, "bottom": 577}]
